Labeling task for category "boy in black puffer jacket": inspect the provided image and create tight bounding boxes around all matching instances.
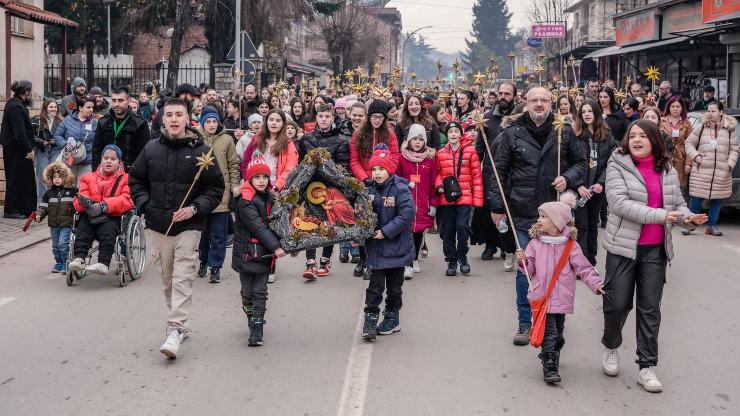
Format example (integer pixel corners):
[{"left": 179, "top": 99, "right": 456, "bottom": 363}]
[{"left": 232, "top": 151, "right": 287, "bottom": 346}]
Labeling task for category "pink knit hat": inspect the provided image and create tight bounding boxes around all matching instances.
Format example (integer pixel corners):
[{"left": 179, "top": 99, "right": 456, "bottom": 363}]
[{"left": 538, "top": 191, "right": 577, "bottom": 231}]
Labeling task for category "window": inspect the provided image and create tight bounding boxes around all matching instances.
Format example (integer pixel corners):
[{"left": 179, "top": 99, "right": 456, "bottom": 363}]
[{"left": 10, "top": 16, "right": 25, "bottom": 35}]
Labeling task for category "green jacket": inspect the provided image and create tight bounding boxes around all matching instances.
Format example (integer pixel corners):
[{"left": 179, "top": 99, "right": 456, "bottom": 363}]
[{"left": 200, "top": 125, "right": 241, "bottom": 213}]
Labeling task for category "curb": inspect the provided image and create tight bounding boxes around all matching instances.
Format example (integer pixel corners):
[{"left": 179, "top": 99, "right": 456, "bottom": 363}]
[{"left": 0, "top": 227, "right": 50, "bottom": 257}]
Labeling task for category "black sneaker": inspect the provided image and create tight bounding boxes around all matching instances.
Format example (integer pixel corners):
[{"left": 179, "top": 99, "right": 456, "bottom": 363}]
[
  {"left": 197, "top": 262, "right": 208, "bottom": 278},
  {"left": 351, "top": 253, "right": 360, "bottom": 264},
  {"left": 354, "top": 259, "right": 365, "bottom": 277},
  {"left": 339, "top": 251, "right": 350, "bottom": 263},
  {"left": 361, "top": 313, "right": 379, "bottom": 339},
  {"left": 446, "top": 261, "right": 458, "bottom": 276},
  {"left": 363, "top": 266, "right": 372, "bottom": 280},
  {"left": 248, "top": 317, "right": 265, "bottom": 346},
  {"left": 460, "top": 258, "right": 471, "bottom": 274},
  {"left": 376, "top": 310, "right": 401, "bottom": 335},
  {"left": 209, "top": 267, "right": 221, "bottom": 283},
  {"left": 481, "top": 246, "right": 496, "bottom": 260}
]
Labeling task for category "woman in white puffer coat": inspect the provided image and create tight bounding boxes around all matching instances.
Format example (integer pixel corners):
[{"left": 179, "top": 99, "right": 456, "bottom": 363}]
[{"left": 683, "top": 102, "right": 739, "bottom": 236}]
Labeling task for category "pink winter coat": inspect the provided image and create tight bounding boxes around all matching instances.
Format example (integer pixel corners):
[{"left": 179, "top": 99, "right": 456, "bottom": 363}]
[
  {"left": 396, "top": 147, "right": 439, "bottom": 233},
  {"left": 518, "top": 226, "right": 602, "bottom": 314}
]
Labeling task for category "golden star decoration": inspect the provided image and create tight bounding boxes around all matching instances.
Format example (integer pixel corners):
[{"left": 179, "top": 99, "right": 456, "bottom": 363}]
[
  {"left": 492, "top": 65, "right": 500, "bottom": 73},
  {"left": 374, "top": 85, "right": 389, "bottom": 97},
  {"left": 626, "top": 75, "right": 632, "bottom": 85},
  {"left": 379, "top": 53, "right": 386, "bottom": 63},
  {"left": 352, "top": 84, "right": 364, "bottom": 95},
  {"left": 233, "top": 69, "right": 244, "bottom": 78},
  {"left": 553, "top": 112, "right": 568, "bottom": 138},
  {"left": 474, "top": 71, "right": 486, "bottom": 85},
  {"left": 410, "top": 71, "right": 418, "bottom": 81},
  {"left": 437, "top": 60, "right": 442, "bottom": 72},
  {"left": 614, "top": 88, "right": 627, "bottom": 102},
  {"left": 535, "top": 64, "right": 546, "bottom": 76},
  {"left": 344, "top": 70, "right": 355, "bottom": 80},
  {"left": 569, "top": 85, "right": 581, "bottom": 97},
  {"left": 453, "top": 59, "right": 460, "bottom": 74},
  {"left": 491, "top": 56, "right": 497, "bottom": 65},
  {"left": 568, "top": 54, "right": 576, "bottom": 66},
  {"left": 400, "top": 82, "right": 407, "bottom": 89},
  {"left": 529, "top": 74, "right": 535, "bottom": 80},
  {"left": 194, "top": 149, "right": 216, "bottom": 180},
  {"left": 645, "top": 66, "right": 661, "bottom": 82},
  {"left": 538, "top": 52, "right": 547, "bottom": 61},
  {"left": 472, "top": 113, "right": 488, "bottom": 134},
  {"left": 508, "top": 52, "right": 515, "bottom": 60},
  {"left": 354, "top": 66, "right": 364, "bottom": 76},
  {"left": 439, "top": 92, "right": 451, "bottom": 103}
]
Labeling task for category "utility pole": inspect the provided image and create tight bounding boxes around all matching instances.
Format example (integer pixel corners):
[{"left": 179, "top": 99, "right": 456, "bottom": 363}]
[
  {"left": 401, "top": 26, "right": 432, "bottom": 83},
  {"left": 235, "top": 0, "right": 241, "bottom": 90},
  {"left": 102, "top": 0, "right": 114, "bottom": 95}
]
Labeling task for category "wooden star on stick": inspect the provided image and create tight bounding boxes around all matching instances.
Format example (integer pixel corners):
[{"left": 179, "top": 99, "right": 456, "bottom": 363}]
[
  {"left": 568, "top": 54, "right": 576, "bottom": 66},
  {"left": 569, "top": 85, "right": 581, "bottom": 98},
  {"left": 644, "top": 66, "right": 660, "bottom": 81},
  {"left": 538, "top": 52, "right": 547, "bottom": 61},
  {"left": 553, "top": 112, "right": 568, "bottom": 138},
  {"left": 614, "top": 88, "right": 627, "bottom": 102},
  {"left": 410, "top": 71, "right": 418, "bottom": 81},
  {"left": 474, "top": 71, "right": 486, "bottom": 85}
]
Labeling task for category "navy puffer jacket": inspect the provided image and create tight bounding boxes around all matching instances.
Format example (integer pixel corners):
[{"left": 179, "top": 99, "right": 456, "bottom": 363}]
[{"left": 365, "top": 175, "right": 416, "bottom": 270}]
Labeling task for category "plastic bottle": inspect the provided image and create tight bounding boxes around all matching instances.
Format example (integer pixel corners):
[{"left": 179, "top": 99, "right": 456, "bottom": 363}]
[
  {"left": 576, "top": 186, "right": 595, "bottom": 208},
  {"left": 497, "top": 217, "right": 509, "bottom": 233}
]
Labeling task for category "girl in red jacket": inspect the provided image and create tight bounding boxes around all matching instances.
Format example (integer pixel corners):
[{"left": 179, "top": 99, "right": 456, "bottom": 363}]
[
  {"left": 395, "top": 123, "right": 439, "bottom": 278},
  {"left": 350, "top": 100, "right": 399, "bottom": 185},
  {"left": 435, "top": 121, "right": 483, "bottom": 276}
]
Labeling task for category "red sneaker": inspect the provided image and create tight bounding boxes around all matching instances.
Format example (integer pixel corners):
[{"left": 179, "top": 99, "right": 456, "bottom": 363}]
[
  {"left": 315, "top": 257, "right": 331, "bottom": 277},
  {"left": 303, "top": 259, "right": 317, "bottom": 279}
]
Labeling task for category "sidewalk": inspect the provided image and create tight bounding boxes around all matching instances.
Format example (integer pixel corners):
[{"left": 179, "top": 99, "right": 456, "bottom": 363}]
[{"left": 0, "top": 206, "right": 49, "bottom": 257}]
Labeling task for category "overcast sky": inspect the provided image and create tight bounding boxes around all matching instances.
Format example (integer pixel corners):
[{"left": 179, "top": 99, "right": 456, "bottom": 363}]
[{"left": 386, "top": 0, "right": 529, "bottom": 55}]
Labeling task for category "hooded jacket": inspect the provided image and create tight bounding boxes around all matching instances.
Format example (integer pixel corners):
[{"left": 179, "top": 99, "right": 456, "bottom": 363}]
[
  {"left": 349, "top": 129, "right": 400, "bottom": 181},
  {"left": 59, "top": 78, "right": 86, "bottom": 117},
  {"left": 92, "top": 107, "right": 151, "bottom": 172},
  {"left": 54, "top": 111, "right": 99, "bottom": 165},
  {"left": 128, "top": 126, "right": 225, "bottom": 236},
  {"left": 365, "top": 175, "right": 416, "bottom": 270},
  {"left": 395, "top": 142, "right": 439, "bottom": 232},
  {"left": 604, "top": 106, "right": 630, "bottom": 143},
  {"left": 241, "top": 138, "right": 300, "bottom": 191},
  {"left": 603, "top": 150, "right": 695, "bottom": 261},
  {"left": 36, "top": 162, "right": 78, "bottom": 227},
  {"left": 435, "top": 136, "right": 484, "bottom": 207},
  {"left": 231, "top": 182, "right": 281, "bottom": 274},
  {"left": 73, "top": 165, "right": 135, "bottom": 216},
  {"left": 659, "top": 117, "right": 692, "bottom": 187},
  {"left": 300, "top": 123, "right": 351, "bottom": 169},
  {"left": 139, "top": 99, "right": 153, "bottom": 122},
  {"left": 489, "top": 113, "right": 587, "bottom": 231},
  {"left": 200, "top": 124, "right": 241, "bottom": 212},
  {"left": 684, "top": 113, "right": 740, "bottom": 200},
  {"left": 519, "top": 225, "right": 602, "bottom": 314}
]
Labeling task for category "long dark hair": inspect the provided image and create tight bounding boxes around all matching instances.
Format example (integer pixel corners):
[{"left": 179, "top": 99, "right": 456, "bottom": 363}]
[
  {"left": 617, "top": 119, "right": 671, "bottom": 173},
  {"left": 600, "top": 87, "right": 619, "bottom": 113},
  {"left": 39, "top": 98, "right": 63, "bottom": 132},
  {"left": 429, "top": 104, "right": 447, "bottom": 131},
  {"left": 574, "top": 100, "right": 611, "bottom": 143},
  {"left": 254, "top": 109, "right": 290, "bottom": 157},
  {"left": 289, "top": 97, "right": 305, "bottom": 122},
  {"left": 399, "top": 93, "right": 434, "bottom": 130},
  {"left": 556, "top": 94, "right": 575, "bottom": 116},
  {"left": 354, "top": 111, "right": 392, "bottom": 160},
  {"left": 306, "top": 94, "right": 328, "bottom": 122}
]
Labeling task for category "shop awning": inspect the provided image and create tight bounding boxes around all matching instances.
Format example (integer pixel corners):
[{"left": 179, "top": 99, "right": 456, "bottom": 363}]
[{"left": 584, "top": 36, "right": 688, "bottom": 59}]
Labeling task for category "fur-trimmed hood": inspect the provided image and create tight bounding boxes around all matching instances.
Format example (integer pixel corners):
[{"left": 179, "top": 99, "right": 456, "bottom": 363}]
[
  {"left": 500, "top": 112, "right": 574, "bottom": 130},
  {"left": 701, "top": 112, "right": 737, "bottom": 131},
  {"left": 43, "top": 161, "right": 75, "bottom": 188},
  {"left": 528, "top": 223, "right": 578, "bottom": 240}
]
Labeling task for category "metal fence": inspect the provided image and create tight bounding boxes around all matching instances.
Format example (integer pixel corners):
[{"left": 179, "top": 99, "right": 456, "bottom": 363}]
[{"left": 44, "top": 65, "right": 211, "bottom": 97}]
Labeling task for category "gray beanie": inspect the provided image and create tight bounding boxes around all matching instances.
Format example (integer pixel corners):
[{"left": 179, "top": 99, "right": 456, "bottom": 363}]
[
  {"left": 72, "top": 77, "right": 86, "bottom": 90},
  {"left": 247, "top": 114, "right": 263, "bottom": 126},
  {"left": 90, "top": 87, "right": 104, "bottom": 96},
  {"left": 408, "top": 123, "right": 427, "bottom": 144}
]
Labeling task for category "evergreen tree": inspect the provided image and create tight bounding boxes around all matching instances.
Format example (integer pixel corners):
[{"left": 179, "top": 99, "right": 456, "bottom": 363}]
[
  {"left": 462, "top": 0, "right": 513, "bottom": 73},
  {"left": 405, "top": 35, "right": 436, "bottom": 80}
]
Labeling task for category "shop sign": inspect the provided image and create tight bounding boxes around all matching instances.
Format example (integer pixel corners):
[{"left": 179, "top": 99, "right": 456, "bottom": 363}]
[
  {"left": 663, "top": 2, "right": 708, "bottom": 38},
  {"left": 532, "top": 25, "right": 565, "bottom": 38},
  {"left": 615, "top": 10, "right": 659, "bottom": 46},
  {"left": 703, "top": 0, "right": 740, "bottom": 24}
]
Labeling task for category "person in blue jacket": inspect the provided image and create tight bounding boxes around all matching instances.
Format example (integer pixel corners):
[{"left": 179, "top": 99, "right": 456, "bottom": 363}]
[
  {"left": 54, "top": 94, "right": 98, "bottom": 186},
  {"left": 356, "top": 143, "right": 416, "bottom": 340}
]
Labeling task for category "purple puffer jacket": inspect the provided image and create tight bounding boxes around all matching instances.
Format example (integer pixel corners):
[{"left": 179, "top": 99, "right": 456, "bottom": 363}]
[
  {"left": 518, "top": 226, "right": 602, "bottom": 314},
  {"left": 396, "top": 153, "right": 439, "bottom": 233}
]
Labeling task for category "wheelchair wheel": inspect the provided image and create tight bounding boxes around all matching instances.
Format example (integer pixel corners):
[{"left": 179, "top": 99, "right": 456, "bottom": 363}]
[
  {"left": 118, "top": 264, "right": 127, "bottom": 287},
  {"left": 66, "top": 264, "right": 75, "bottom": 286},
  {"left": 125, "top": 215, "right": 147, "bottom": 280}
]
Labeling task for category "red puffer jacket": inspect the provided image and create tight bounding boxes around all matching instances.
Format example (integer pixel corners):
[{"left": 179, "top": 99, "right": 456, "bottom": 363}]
[
  {"left": 350, "top": 130, "right": 400, "bottom": 181},
  {"left": 73, "top": 168, "right": 135, "bottom": 215},
  {"left": 434, "top": 139, "right": 483, "bottom": 207}
]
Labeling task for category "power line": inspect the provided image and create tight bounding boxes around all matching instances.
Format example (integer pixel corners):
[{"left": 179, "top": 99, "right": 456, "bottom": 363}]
[{"left": 390, "top": 0, "right": 527, "bottom": 12}]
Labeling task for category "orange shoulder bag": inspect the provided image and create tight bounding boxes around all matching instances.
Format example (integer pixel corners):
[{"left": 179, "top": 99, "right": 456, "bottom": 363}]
[{"left": 529, "top": 239, "right": 575, "bottom": 348}]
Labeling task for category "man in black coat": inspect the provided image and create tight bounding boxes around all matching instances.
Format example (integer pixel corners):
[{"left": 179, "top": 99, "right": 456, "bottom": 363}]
[
  {"left": 150, "top": 83, "right": 200, "bottom": 142},
  {"left": 490, "top": 86, "right": 587, "bottom": 346},
  {"left": 129, "top": 98, "right": 224, "bottom": 359},
  {"left": 0, "top": 80, "right": 37, "bottom": 218},
  {"left": 92, "top": 87, "right": 150, "bottom": 172}
]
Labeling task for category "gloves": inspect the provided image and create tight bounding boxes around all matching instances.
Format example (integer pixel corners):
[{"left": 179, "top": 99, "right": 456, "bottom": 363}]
[
  {"left": 363, "top": 178, "right": 373, "bottom": 187},
  {"left": 428, "top": 206, "right": 437, "bottom": 218},
  {"left": 77, "top": 195, "right": 94, "bottom": 208},
  {"left": 86, "top": 203, "right": 104, "bottom": 217}
]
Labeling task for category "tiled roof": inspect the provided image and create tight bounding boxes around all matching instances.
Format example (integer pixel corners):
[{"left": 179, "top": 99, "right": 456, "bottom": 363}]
[{"left": 0, "top": 0, "right": 78, "bottom": 28}]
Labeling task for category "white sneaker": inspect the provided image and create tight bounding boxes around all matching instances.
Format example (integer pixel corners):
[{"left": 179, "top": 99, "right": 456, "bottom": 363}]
[
  {"left": 268, "top": 273, "right": 276, "bottom": 283},
  {"left": 504, "top": 253, "right": 515, "bottom": 272},
  {"left": 86, "top": 263, "right": 109, "bottom": 275},
  {"left": 404, "top": 266, "right": 414, "bottom": 279},
  {"left": 68, "top": 258, "right": 86, "bottom": 272},
  {"left": 602, "top": 347, "right": 620, "bottom": 376},
  {"left": 637, "top": 367, "right": 663, "bottom": 393},
  {"left": 412, "top": 260, "right": 421, "bottom": 273},
  {"left": 160, "top": 331, "right": 182, "bottom": 358}
]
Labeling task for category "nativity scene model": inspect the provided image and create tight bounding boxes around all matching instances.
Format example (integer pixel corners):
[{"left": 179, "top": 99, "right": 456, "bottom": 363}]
[{"left": 269, "top": 148, "right": 377, "bottom": 254}]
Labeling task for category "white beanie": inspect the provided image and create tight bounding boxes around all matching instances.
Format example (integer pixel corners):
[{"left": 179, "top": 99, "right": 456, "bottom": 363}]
[
  {"left": 407, "top": 123, "right": 427, "bottom": 144},
  {"left": 247, "top": 114, "right": 263, "bottom": 126}
]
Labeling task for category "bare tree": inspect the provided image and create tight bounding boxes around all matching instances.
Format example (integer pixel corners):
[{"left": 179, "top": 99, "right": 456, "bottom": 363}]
[{"left": 523, "top": 0, "right": 574, "bottom": 60}]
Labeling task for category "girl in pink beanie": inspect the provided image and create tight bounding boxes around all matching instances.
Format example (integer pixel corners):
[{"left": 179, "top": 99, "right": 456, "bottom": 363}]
[{"left": 516, "top": 190, "right": 605, "bottom": 384}]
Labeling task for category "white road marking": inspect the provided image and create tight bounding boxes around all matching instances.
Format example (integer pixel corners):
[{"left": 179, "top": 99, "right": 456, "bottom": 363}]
[
  {"left": 337, "top": 310, "right": 374, "bottom": 416},
  {"left": 43, "top": 273, "right": 60, "bottom": 280},
  {"left": 0, "top": 297, "right": 17, "bottom": 308},
  {"left": 722, "top": 244, "right": 740, "bottom": 255}
]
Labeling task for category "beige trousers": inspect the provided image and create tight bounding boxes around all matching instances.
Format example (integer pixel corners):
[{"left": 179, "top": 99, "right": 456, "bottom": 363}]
[{"left": 148, "top": 229, "right": 201, "bottom": 332}]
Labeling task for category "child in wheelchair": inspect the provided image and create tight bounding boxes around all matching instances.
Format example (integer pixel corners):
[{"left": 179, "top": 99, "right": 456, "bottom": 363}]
[
  {"left": 68, "top": 145, "right": 134, "bottom": 275},
  {"left": 34, "top": 162, "right": 78, "bottom": 273}
]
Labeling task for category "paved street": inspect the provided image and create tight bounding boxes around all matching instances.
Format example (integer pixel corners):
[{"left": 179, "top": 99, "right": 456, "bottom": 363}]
[{"left": 1, "top": 222, "right": 739, "bottom": 416}]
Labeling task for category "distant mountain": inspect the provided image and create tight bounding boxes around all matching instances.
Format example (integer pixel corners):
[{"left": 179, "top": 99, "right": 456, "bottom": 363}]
[{"left": 426, "top": 50, "right": 461, "bottom": 65}]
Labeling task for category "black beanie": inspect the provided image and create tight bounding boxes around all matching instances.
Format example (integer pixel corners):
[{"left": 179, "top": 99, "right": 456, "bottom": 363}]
[
  {"left": 446, "top": 121, "right": 463, "bottom": 135},
  {"left": 368, "top": 100, "right": 388, "bottom": 118}
]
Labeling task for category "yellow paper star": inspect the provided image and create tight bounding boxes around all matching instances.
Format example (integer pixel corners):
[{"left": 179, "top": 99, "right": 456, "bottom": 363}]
[
  {"left": 614, "top": 88, "right": 627, "bottom": 102},
  {"left": 233, "top": 69, "right": 244, "bottom": 78},
  {"left": 568, "top": 54, "right": 576, "bottom": 66},
  {"left": 645, "top": 66, "right": 661, "bottom": 82},
  {"left": 453, "top": 59, "right": 460, "bottom": 74},
  {"left": 410, "top": 71, "right": 418, "bottom": 81},
  {"left": 553, "top": 112, "right": 569, "bottom": 139},
  {"left": 569, "top": 85, "right": 581, "bottom": 98},
  {"left": 508, "top": 52, "right": 515, "bottom": 60},
  {"left": 472, "top": 112, "right": 488, "bottom": 133},
  {"left": 535, "top": 64, "right": 546, "bottom": 76},
  {"left": 344, "top": 70, "right": 354, "bottom": 81},
  {"left": 491, "top": 56, "right": 497, "bottom": 65},
  {"left": 474, "top": 71, "right": 486, "bottom": 85},
  {"left": 439, "top": 92, "right": 451, "bottom": 104},
  {"left": 538, "top": 52, "right": 547, "bottom": 61},
  {"left": 492, "top": 65, "right": 500, "bottom": 73},
  {"left": 194, "top": 149, "right": 216, "bottom": 180},
  {"left": 374, "top": 85, "right": 389, "bottom": 97},
  {"left": 354, "top": 66, "right": 364, "bottom": 76},
  {"left": 626, "top": 75, "right": 632, "bottom": 86}
]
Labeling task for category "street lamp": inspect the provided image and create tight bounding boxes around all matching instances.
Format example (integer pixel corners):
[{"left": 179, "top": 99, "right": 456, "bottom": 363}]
[
  {"left": 401, "top": 26, "right": 432, "bottom": 84},
  {"left": 102, "top": 0, "right": 114, "bottom": 95}
]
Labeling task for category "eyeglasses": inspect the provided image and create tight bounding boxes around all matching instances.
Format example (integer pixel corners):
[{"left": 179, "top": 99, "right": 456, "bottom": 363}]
[
  {"left": 527, "top": 99, "right": 551, "bottom": 104},
  {"left": 370, "top": 115, "right": 384, "bottom": 121}
]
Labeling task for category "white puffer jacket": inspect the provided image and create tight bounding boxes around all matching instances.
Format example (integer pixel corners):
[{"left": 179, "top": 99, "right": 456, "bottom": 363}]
[
  {"left": 685, "top": 113, "right": 739, "bottom": 200},
  {"left": 603, "top": 150, "right": 695, "bottom": 261}
]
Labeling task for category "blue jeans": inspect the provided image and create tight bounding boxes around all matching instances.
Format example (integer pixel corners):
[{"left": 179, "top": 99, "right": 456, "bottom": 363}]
[
  {"left": 689, "top": 197, "right": 722, "bottom": 227},
  {"left": 50, "top": 226, "right": 72, "bottom": 264},
  {"left": 34, "top": 146, "right": 62, "bottom": 206},
  {"left": 198, "top": 212, "right": 229, "bottom": 268},
  {"left": 339, "top": 242, "right": 359, "bottom": 257},
  {"left": 440, "top": 205, "right": 472, "bottom": 262},
  {"left": 515, "top": 229, "right": 533, "bottom": 327}
]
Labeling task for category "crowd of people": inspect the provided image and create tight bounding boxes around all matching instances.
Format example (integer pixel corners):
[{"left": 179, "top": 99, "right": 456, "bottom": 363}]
[{"left": 2, "top": 71, "right": 738, "bottom": 393}]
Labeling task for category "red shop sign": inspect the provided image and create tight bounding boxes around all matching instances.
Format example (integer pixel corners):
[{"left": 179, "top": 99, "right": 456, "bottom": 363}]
[
  {"left": 616, "top": 10, "right": 659, "bottom": 46},
  {"left": 703, "top": 0, "right": 740, "bottom": 24}
]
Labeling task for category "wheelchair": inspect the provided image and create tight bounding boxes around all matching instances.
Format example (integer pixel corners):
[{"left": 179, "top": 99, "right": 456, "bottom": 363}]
[{"left": 66, "top": 210, "right": 147, "bottom": 287}]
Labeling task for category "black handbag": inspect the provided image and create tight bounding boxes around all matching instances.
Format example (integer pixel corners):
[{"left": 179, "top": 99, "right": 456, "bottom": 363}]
[
  {"left": 88, "top": 175, "right": 124, "bottom": 225},
  {"left": 442, "top": 148, "right": 464, "bottom": 203}
]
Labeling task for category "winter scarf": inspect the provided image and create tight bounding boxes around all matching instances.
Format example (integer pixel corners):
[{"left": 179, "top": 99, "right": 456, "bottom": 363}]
[
  {"left": 522, "top": 111, "right": 554, "bottom": 148},
  {"left": 401, "top": 140, "right": 428, "bottom": 163}
]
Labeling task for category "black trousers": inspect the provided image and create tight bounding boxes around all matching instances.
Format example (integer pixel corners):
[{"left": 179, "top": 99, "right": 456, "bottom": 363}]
[
  {"left": 306, "top": 245, "right": 334, "bottom": 261},
  {"left": 539, "top": 313, "right": 566, "bottom": 359},
  {"left": 574, "top": 192, "right": 605, "bottom": 266},
  {"left": 413, "top": 231, "right": 424, "bottom": 261},
  {"left": 364, "top": 267, "right": 405, "bottom": 314},
  {"left": 3, "top": 147, "right": 37, "bottom": 216},
  {"left": 240, "top": 272, "right": 269, "bottom": 317},
  {"left": 74, "top": 215, "right": 121, "bottom": 266},
  {"left": 602, "top": 244, "right": 667, "bottom": 367}
]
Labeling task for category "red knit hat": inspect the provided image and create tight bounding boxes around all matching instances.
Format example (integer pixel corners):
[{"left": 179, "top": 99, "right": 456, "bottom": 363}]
[
  {"left": 369, "top": 143, "right": 393, "bottom": 172},
  {"left": 247, "top": 151, "right": 271, "bottom": 182}
]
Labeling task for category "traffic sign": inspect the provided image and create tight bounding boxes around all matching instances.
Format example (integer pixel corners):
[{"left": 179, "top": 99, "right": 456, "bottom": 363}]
[
  {"left": 527, "top": 37, "right": 543, "bottom": 47},
  {"left": 231, "top": 60, "right": 256, "bottom": 84},
  {"left": 227, "top": 31, "right": 260, "bottom": 61}
]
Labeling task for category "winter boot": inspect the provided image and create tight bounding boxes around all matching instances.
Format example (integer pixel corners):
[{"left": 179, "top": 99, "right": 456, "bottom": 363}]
[
  {"left": 242, "top": 305, "right": 253, "bottom": 320},
  {"left": 361, "top": 313, "right": 379, "bottom": 339},
  {"left": 376, "top": 310, "right": 401, "bottom": 335},
  {"left": 354, "top": 259, "right": 366, "bottom": 277},
  {"left": 541, "top": 352, "right": 561, "bottom": 383},
  {"left": 363, "top": 266, "right": 372, "bottom": 280},
  {"left": 513, "top": 326, "right": 531, "bottom": 345},
  {"left": 339, "top": 251, "right": 350, "bottom": 263},
  {"left": 248, "top": 317, "right": 265, "bottom": 346}
]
